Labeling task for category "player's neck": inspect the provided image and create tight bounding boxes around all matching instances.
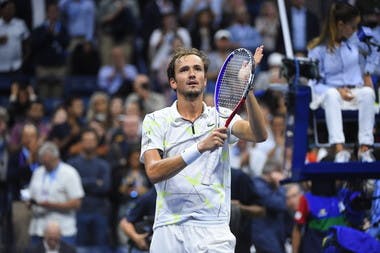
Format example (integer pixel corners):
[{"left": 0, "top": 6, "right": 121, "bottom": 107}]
[{"left": 177, "top": 98, "right": 204, "bottom": 122}]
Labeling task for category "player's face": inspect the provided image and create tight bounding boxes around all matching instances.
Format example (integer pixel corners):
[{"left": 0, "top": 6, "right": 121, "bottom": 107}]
[{"left": 170, "top": 54, "right": 207, "bottom": 99}]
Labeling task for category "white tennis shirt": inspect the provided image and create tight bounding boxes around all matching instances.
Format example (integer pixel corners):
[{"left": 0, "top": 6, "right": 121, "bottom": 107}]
[{"left": 141, "top": 101, "right": 241, "bottom": 229}]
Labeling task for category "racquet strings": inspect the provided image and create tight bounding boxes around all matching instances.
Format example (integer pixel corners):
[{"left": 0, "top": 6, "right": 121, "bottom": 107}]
[{"left": 216, "top": 50, "right": 252, "bottom": 113}]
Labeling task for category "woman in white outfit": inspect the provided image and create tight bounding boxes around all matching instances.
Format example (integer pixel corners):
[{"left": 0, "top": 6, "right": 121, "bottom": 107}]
[{"left": 307, "top": 2, "right": 378, "bottom": 162}]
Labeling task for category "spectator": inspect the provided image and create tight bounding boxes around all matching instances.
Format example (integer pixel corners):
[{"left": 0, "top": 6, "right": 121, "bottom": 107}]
[
  {"left": 98, "top": 46, "right": 138, "bottom": 97},
  {"left": 119, "top": 187, "right": 156, "bottom": 253},
  {"left": 118, "top": 149, "right": 149, "bottom": 206},
  {"left": 0, "top": 1, "right": 30, "bottom": 75},
  {"left": 227, "top": 4, "right": 263, "bottom": 53},
  {"left": 307, "top": 2, "right": 377, "bottom": 162},
  {"left": 284, "top": 183, "right": 303, "bottom": 251},
  {"left": 58, "top": 0, "right": 96, "bottom": 50},
  {"left": 207, "top": 29, "right": 234, "bottom": 94},
  {"left": 292, "top": 180, "right": 348, "bottom": 253},
  {"left": 0, "top": 107, "right": 13, "bottom": 252},
  {"left": 124, "top": 100, "right": 143, "bottom": 118},
  {"left": 69, "top": 118, "right": 109, "bottom": 159},
  {"left": 7, "top": 81, "right": 37, "bottom": 127},
  {"left": 25, "top": 220, "right": 77, "bottom": 253},
  {"left": 48, "top": 97, "right": 84, "bottom": 160},
  {"left": 230, "top": 168, "right": 265, "bottom": 253},
  {"left": 254, "top": 1, "right": 280, "bottom": 70},
  {"left": 13, "top": 0, "right": 48, "bottom": 30},
  {"left": 7, "top": 123, "right": 40, "bottom": 253},
  {"left": 285, "top": 183, "right": 303, "bottom": 212},
  {"left": 9, "top": 100, "right": 50, "bottom": 152},
  {"left": 189, "top": 7, "right": 216, "bottom": 53},
  {"left": 247, "top": 101, "right": 275, "bottom": 176},
  {"left": 85, "top": 91, "right": 110, "bottom": 126},
  {"left": 106, "top": 115, "right": 142, "bottom": 248},
  {"left": 70, "top": 40, "right": 101, "bottom": 75},
  {"left": 30, "top": 2, "right": 69, "bottom": 99},
  {"left": 179, "top": 0, "right": 223, "bottom": 29},
  {"left": 28, "top": 142, "right": 84, "bottom": 247},
  {"left": 138, "top": 0, "right": 176, "bottom": 65},
  {"left": 251, "top": 162, "right": 288, "bottom": 253},
  {"left": 97, "top": 0, "right": 137, "bottom": 65},
  {"left": 0, "top": 105, "right": 8, "bottom": 189},
  {"left": 67, "top": 128, "right": 111, "bottom": 253},
  {"left": 108, "top": 95, "right": 125, "bottom": 131},
  {"left": 117, "top": 148, "right": 150, "bottom": 249},
  {"left": 125, "top": 74, "right": 167, "bottom": 115},
  {"left": 229, "top": 140, "right": 251, "bottom": 176},
  {"left": 267, "top": 113, "right": 286, "bottom": 166},
  {"left": 255, "top": 52, "right": 287, "bottom": 92},
  {"left": 148, "top": 10, "right": 191, "bottom": 76},
  {"left": 151, "top": 34, "right": 186, "bottom": 99},
  {"left": 106, "top": 114, "right": 142, "bottom": 176},
  {"left": 7, "top": 122, "right": 38, "bottom": 253},
  {"left": 48, "top": 105, "right": 72, "bottom": 158},
  {"left": 276, "top": 0, "right": 320, "bottom": 56}
]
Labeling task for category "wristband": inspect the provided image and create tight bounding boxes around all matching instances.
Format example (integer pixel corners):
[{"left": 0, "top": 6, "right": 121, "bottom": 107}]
[{"left": 181, "top": 143, "right": 201, "bottom": 165}]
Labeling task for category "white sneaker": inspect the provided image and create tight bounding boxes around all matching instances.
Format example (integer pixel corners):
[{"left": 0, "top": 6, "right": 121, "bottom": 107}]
[
  {"left": 317, "top": 148, "right": 328, "bottom": 162},
  {"left": 358, "top": 149, "right": 375, "bottom": 162},
  {"left": 334, "top": 150, "right": 351, "bottom": 163}
]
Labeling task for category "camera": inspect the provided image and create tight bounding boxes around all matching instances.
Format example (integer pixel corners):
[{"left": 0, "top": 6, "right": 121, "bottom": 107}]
[
  {"left": 281, "top": 57, "right": 320, "bottom": 81},
  {"left": 131, "top": 215, "right": 154, "bottom": 247}
]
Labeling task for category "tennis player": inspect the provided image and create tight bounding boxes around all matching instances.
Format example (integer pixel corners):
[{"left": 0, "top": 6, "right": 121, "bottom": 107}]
[{"left": 140, "top": 46, "right": 267, "bottom": 252}]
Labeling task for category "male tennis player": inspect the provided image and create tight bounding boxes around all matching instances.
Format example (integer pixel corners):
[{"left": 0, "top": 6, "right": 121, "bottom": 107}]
[{"left": 140, "top": 46, "right": 267, "bottom": 252}]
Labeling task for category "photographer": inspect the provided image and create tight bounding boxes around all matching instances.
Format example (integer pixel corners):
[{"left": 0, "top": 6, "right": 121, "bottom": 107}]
[
  {"left": 119, "top": 187, "right": 156, "bottom": 253},
  {"left": 125, "top": 74, "right": 166, "bottom": 115},
  {"left": 291, "top": 179, "right": 372, "bottom": 253}
]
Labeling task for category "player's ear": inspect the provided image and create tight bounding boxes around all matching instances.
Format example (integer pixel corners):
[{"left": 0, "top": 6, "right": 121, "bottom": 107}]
[{"left": 169, "top": 77, "right": 177, "bottom": 91}]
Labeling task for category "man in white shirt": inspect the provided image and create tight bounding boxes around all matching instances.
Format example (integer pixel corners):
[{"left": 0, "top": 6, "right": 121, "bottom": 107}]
[
  {"left": 0, "top": 1, "right": 30, "bottom": 73},
  {"left": 140, "top": 46, "right": 267, "bottom": 252},
  {"left": 28, "top": 142, "right": 84, "bottom": 247}
]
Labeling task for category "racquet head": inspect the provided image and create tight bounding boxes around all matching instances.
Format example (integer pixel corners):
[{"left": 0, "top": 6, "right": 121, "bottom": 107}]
[{"left": 214, "top": 48, "right": 255, "bottom": 126}]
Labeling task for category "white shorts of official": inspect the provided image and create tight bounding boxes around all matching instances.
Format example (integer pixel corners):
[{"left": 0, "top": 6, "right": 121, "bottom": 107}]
[{"left": 150, "top": 224, "right": 236, "bottom": 253}]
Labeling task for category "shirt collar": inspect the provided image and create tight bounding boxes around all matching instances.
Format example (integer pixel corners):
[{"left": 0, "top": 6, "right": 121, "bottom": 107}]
[
  {"left": 45, "top": 162, "right": 61, "bottom": 181},
  {"left": 291, "top": 6, "right": 306, "bottom": 14},
  {"left": 170, "top": 100, "right": 210, "bottom": 122}
]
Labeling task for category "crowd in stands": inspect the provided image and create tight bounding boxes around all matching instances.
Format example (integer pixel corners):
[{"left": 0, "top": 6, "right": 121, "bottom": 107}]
[{"left": 0, "top": 0, "right": 379, "bottom": 253}]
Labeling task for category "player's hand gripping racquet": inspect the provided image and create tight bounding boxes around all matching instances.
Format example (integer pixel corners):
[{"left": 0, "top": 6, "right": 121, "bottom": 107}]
[{"left": 201, "top": 47, "right": 263, "bottom": 185}]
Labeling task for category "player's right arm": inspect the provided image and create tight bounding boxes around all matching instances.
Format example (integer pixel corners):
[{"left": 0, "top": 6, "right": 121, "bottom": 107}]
[{"left": 143, "top": 127, "right": 227, "bottom": 184}]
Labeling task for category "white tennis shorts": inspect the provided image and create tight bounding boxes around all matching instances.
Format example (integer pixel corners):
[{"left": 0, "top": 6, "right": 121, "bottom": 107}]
[{"left": 150, "top": 224, "right": 236, "bottom": 253}]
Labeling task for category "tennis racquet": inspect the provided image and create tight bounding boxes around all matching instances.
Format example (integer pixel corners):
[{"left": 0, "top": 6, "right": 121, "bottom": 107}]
[{"left": 201, "top": 47, "right": 259, "bottom": 185}]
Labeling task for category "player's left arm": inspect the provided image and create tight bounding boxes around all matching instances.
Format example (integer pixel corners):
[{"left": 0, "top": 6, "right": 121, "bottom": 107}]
[{"left": 232, "top": 46, "right": 267, "bottom": 142}]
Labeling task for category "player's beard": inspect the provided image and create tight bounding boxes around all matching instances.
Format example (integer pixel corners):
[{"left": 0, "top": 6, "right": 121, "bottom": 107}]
[{"left": 182, "top": 86, "right": 205, "bottom": 100}]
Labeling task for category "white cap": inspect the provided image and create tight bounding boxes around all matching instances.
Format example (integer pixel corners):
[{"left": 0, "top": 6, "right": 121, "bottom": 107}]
[
  {"left": 214, "top": 29, "right": 231, "bottom": 40},
  {"left": 267, "top": 52, "right": 284, "bottom": 66}
]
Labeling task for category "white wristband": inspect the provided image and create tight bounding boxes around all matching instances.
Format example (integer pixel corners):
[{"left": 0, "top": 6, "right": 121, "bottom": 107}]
[{"left": 181, "top": 143, "right": 201, "bottom": 165}]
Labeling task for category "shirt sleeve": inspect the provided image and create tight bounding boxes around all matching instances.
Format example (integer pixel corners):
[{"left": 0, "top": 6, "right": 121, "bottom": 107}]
[
  {"left": 140, "top": 113, "right": 165, "bottom": 163},
  {"left": 294, "top": 194, "right": 309, "bottom": 225},
  {"left": 307, "top": 46, "right": 326, "bottom": 86},
  {"left": 228, "top": 113, "right": 242, "bottom": 144},
  {"left": 65, "top": 165, "right": 85, "bottom": 199}
]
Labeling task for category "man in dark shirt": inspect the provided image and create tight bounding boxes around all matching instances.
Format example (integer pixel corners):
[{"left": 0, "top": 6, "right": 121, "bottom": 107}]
[
  {"left": 251, "top": 162, "right": 288, "bottom": 253},
  {"left": 119, "top": 187, "right": 156, "bottom": 253},
  {"left": 67, "top": 128, "right": 111, "bottom": 252},
  {"left": 230, "top": 168, "right": 265, "bottom": 253}
]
